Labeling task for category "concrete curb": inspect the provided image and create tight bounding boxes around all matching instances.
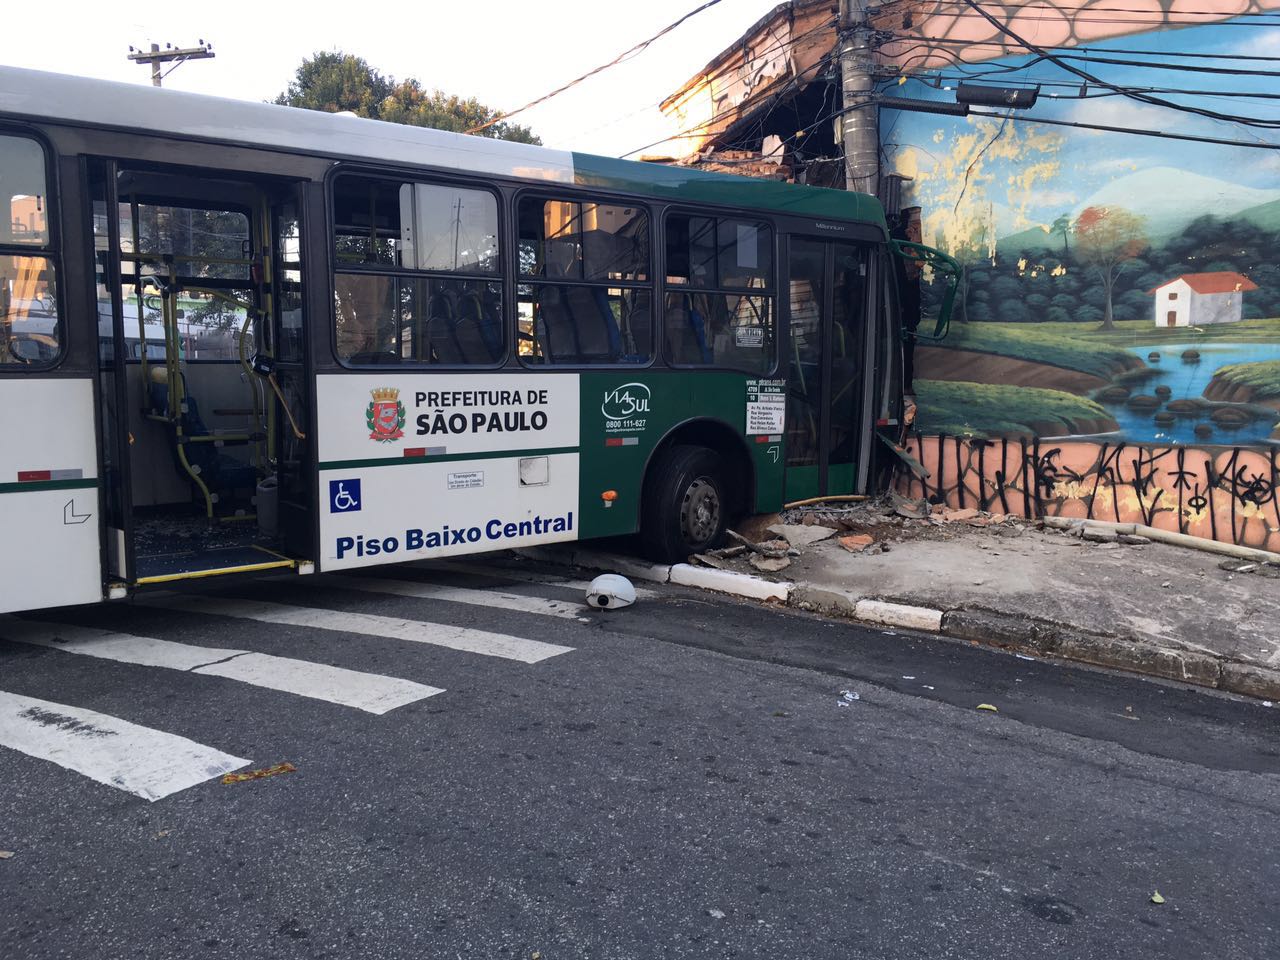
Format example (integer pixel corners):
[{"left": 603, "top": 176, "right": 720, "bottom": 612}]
[
  {"left": 520, "top": 547, "right": 1280, "bottom": 701},
  {"left": 939, "top": 606, "right": 1280, "bottom": 701}
]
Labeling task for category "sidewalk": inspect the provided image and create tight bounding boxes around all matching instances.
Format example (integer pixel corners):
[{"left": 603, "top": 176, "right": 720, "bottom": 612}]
[
  {"left": 536, "top": 499, "right": 1280, "bottom": 701},
  {"left": 777, "top": 503, "right": 1280, "bottom": 701}
]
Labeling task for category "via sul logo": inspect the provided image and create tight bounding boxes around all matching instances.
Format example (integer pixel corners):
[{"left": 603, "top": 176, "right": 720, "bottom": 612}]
[
  {"left": 601, "top": 382, "right": 651, "bottom": 420},
  {"left": 366, "top": 386, "right": 406, "bottom": 442}
]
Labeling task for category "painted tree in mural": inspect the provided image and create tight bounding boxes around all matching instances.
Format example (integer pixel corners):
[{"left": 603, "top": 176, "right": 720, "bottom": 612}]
[
  {"left": 1073, "top": 206, "right": 1147, "bottom": 331},
  {"left": 1050, "top": 214, "right": 1071, "bottom": 256}
]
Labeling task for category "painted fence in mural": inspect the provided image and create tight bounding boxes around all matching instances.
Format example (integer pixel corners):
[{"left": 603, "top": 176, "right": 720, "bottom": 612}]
[{"left": 900, "top": 435, "right": 1280, "bottom": 551}]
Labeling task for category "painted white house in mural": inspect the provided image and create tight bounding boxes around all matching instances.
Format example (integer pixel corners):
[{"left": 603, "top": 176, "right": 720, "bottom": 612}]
[{"left": 1149, "top": 272, "right": 1259, "bottom": 328}]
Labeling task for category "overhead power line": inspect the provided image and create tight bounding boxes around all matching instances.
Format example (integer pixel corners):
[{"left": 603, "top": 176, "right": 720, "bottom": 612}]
[
  {"left": 466, "top": 0, "right": 725, "bottom": 135},
  {"left": 880, "top": 0, "right": 1280, "bottom": 17},
  {"left": 896, "top": 34, "right": 1280, "bottom": 64},
  {"left": 966, "top": 108, "right": 1280, "bottom": 149},
  {"left": 956, "top": 0, "right": 1280, "bottom": 129}
]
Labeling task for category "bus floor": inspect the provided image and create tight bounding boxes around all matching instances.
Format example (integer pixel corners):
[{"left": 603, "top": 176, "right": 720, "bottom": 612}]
[{"left": 131, "top": 509, "right": 293, "bottom": 585}]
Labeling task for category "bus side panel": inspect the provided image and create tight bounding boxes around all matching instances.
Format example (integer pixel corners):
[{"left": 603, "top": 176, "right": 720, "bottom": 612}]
[
  {"left": 313, "top": 373, "right": 581, "bottom": 571},
  {"left": 576, "top": 371, "right": 786, "bottom": 540},
  {"left": 0, "top": 378, "right": 102, "bottom": 613}
]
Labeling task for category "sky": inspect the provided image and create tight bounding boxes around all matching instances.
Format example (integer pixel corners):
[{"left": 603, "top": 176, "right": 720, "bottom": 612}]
[{"left": 0, "top": 0, "right": 782, "bottom": 157}]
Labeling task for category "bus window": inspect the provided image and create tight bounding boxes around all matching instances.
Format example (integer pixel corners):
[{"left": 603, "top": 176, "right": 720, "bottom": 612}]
[
  {"left": 516, "top": 197, "right": 651, "bottom": 366},
  {"left": 1, "top": 256, "right": 58, "bottom": 364},
  {"left": 0, "top": 136, "right": 49, "bottom": 246},
  {"left": 664, "top": 213, "right": 774, "bottom": 373},
  {"left": 1, "top": 135, "right": 59, "bottom": 366},
  {"left": 332, "top": 174, "right": 503, "bottom": 365},
  {"left": 116, "top": 200, "right": 254, "bottom": 361}
]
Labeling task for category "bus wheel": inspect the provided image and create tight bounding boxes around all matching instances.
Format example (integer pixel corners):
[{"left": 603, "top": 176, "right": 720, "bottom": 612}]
[{"left": 640, "top": 445, "right": 728, "bottom": 562}]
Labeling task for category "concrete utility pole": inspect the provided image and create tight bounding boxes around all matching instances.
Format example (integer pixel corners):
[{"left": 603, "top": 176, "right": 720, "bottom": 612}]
[
  {"left": 837, "top": 0, "right": 879, "bottom": 196},
  {"left": 127, "top": 41, "right": 215, "bottom": 87}
]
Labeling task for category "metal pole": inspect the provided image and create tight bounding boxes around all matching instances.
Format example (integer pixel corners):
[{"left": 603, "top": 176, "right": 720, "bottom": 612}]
[{"left": 837, "top": 0, "right": 879, "bottom": 197}]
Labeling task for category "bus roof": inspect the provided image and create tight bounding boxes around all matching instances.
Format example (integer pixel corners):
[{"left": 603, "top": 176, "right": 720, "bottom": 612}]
[{"left": 0, "top": 65, "right": 886, "bottom": 232}]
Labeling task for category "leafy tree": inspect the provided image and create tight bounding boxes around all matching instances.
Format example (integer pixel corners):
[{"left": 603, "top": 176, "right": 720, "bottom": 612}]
[
  {"left": 1074, "top": 205, "right": 1148, "bottom": 331},
  {"left": 274, "top": 52, "right": 391, "bottom": 117},
  {"left": 380, "top": 81, "right": 540, "bottom": 143},
  {"left": 275, "top": 52, "right": 540, "bottom": 144}
]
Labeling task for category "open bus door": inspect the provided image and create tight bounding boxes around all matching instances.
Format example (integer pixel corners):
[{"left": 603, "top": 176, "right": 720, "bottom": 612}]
[
  {"left": 783, "top": 233, "right": 958, "bottom": 503},
  {"left": 90, "top": 161, "right": 314, "bottom": 589},
  {"left": 783, "top": 236, "right": 873, "bottom": 502}
]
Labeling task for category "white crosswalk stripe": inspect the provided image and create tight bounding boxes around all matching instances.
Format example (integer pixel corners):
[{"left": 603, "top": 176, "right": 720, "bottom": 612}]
[
  {"left": 144, "top": 595, "right": 574, "bottom": 663},
  {"left": 431, "top": 561, "right": 658, "bottom": 598},
  {"left": 0, "top": 690, "right": 248, "bottom": 802},
  {"left": 0, "top": 618, "right": 443, "bottom": 714},
  {"left": 314, "top": 574, "right": 591, "bottom": 621},
  {"left": 0, "top": 568, "right": 595, "bottom": 799}
]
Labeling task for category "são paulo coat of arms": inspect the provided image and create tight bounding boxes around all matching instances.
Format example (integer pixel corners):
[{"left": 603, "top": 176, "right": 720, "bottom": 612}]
[{"left": 366, "top": 387, "right": 406, "bottom": 442}]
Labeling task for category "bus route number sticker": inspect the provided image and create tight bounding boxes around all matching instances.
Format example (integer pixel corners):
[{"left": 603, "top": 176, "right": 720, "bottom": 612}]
[{"left": 746, "top": 380, "right": 786, "bottom": 435}]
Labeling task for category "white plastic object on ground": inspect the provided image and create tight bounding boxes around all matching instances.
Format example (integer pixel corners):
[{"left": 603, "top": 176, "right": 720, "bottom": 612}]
[{"left": 586, "top": 574, "right": 637, "bottom": 610}]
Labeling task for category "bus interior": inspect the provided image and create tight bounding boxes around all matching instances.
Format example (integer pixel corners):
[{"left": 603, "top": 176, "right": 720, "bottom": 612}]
[{"left": 94, "top": 164, "right": 310, "bottom": 585}]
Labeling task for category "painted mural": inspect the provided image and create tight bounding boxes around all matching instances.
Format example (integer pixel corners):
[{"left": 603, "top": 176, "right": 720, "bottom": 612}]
[
  {"left": 899, "top": 435, "right": 1280, "bottom": 551},
  {"left": 879, "top": 5, "right": 1280, "bottom": 447}
]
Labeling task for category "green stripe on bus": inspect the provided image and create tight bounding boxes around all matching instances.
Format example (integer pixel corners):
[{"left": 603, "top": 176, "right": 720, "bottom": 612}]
[
  {"left": 319, "top": 446, "right": 580, "bottom": 472},
  {"left": 570, "top": 151, "right": 888, "bottom": 228},
  {"left": 0, "top": 478, "right": 99, "bottom": 495}
]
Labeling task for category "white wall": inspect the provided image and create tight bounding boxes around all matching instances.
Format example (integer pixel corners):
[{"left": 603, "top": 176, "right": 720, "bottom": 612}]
[
  {"left": 1190, "top": 291, "right": 1243, "bottom": 326},
  {"left": 1153, "top": 281, "right": 1191, "bottom": 327}
]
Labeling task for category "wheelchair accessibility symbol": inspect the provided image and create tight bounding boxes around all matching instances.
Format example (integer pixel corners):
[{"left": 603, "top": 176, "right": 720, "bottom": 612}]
[{"left": 329, "top": 479, "right": 362, "bottom": 513}]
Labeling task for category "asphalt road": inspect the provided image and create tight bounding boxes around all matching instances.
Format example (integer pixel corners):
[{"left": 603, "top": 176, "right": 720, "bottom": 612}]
[{"left": 0, "top": 555, "right": 1276, "bottom": 960}]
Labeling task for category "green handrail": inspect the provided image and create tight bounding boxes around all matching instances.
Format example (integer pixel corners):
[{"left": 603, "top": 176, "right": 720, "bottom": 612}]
[{"left": 889, "top": 239, "right": 960, "bottom": 342}]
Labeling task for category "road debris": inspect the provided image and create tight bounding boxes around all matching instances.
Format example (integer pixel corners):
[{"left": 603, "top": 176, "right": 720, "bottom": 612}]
[
  {"left": 1150, "top": 891, "right": 1166, "bottom": 905},
  {"left": 0, "top": 850, "right": 14, "bottom": 859},
  {"left": 1219, "top": 558, "right": 1280, "bottom": 579},
  {"left": 767, "top": 523, "right": 838, "bottom": 548},
  {"left": 836, "top": 690, "right": 861, "bottom": 707},
  {"left": 222, "top": 761, "right": 297, "bottom": 785},
  {"left": 749, "top": 554, "right": 792, "bottom": 573},
  {"left": 838, "top": 534, "right": 874, "bottom": 553},
  {"left": 690, "top": 553, "right": 734, "bottom": 570},
  {"left": 708, "top": 909, "right": 726, "bottom": 919},
  {"left": 726, "top": 529, "right": 790, "bottom": 558},
  {"left": 586, "top": 574, "right": 636, "bottom": 610},
  {"left": 976, "top": 703, "right": 999, "bottom": 713}
]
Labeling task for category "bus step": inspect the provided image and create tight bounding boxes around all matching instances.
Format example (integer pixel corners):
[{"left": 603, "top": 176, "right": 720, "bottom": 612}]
[{"left": 134, "top": 545, "right": 297, "bottom": 585}]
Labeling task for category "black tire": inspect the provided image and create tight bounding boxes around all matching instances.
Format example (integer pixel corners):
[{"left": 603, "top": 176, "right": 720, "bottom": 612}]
[{"left": 639, "top": 445, "right": 729, "bottom": 562}]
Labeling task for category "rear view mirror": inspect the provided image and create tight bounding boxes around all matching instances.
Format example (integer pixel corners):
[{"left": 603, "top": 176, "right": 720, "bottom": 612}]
[{"left": 6, "top": 336, "right": 43, "bottom": 363}]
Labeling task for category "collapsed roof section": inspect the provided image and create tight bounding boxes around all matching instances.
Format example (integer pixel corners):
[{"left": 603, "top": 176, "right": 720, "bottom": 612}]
[{"left": 648, "top": 1, "right": 839, "bottom": 181}]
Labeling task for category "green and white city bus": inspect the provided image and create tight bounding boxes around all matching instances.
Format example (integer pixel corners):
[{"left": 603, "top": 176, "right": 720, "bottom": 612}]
[{"left": 0, "top": 65, "right": 955, "bottom": 615}]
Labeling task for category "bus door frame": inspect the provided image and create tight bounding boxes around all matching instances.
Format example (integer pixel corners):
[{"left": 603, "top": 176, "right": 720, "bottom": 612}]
[
  {"left": 780, "top": 218, "right": 886, "bottom": 500},
  {"left": 88, "top": 156, "right": 136, "bottom": 584}
]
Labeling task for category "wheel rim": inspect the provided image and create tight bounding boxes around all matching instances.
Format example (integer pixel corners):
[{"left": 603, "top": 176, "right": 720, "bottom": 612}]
[{"left": 680, "top": 477, "right": 721, "bottom": 546}]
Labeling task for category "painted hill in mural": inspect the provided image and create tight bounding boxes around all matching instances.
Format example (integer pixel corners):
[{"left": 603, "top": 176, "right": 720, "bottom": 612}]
[
  {"left": 996, "top": 168, "right": 1280, "bottom": 254},
  {"left": 1077, "top": 168, "right": 1280, "bottom": 238},
  {"left": 1240, "top": 198, "right": 1280, "bottom": 232}
]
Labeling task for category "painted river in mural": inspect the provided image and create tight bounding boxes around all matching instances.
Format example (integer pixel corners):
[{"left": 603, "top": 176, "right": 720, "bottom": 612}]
[{"left": 1095, "top": 342, "right": 1280, "bottom": 446}]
